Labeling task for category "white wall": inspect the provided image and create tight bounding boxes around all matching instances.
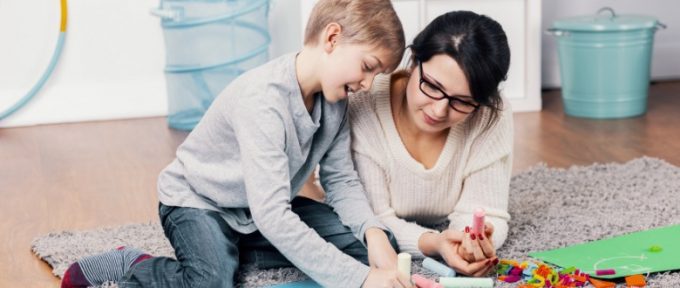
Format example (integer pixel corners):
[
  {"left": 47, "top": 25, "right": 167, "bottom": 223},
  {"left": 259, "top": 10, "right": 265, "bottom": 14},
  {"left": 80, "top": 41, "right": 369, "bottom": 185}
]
[
  {"left": 1, "top": 0, "right": 166, "bottom": 127},
  {"left": 268, "top": 0, "right": 302, "bottom": 59},
  {"left": 300, "top": 0, "right": 543, "bottom": 112},
  {"left": 0, "top": 0, "right": 300, "bottom": 128},
  {"left": 542, "top": 0, "right": 680, "bottom": 88},
  {"left": 4, "top": 1, "right": 677, "bottom": 127}
]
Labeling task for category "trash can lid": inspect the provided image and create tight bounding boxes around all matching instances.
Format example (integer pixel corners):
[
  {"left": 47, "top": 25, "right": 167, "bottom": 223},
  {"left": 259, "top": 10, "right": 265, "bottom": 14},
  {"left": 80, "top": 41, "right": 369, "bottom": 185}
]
[{"left": 553, "top": 9, "right": 658, "bottom": 32}]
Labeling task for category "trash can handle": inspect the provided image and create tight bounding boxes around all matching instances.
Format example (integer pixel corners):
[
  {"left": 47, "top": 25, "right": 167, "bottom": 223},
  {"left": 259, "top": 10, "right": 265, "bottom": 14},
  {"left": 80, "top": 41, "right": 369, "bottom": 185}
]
[
  {"left": 150, "top": 7, "right": 181, "bottom": 21},
  {"left": 597, "top": 7, "right": 616, "bottom": 20},
  {"left": 545, "top": 28, "right": 570, "bottom": 37},
  {"left": 656, "top": 21, "right": 668, "bottom": 30}
]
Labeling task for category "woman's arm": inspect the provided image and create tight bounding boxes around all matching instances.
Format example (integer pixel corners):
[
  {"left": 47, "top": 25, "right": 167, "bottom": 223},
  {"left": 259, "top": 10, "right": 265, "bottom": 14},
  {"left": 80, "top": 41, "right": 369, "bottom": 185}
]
[{"left": 447, "top": 106, "right": 514, "bottom": 250}]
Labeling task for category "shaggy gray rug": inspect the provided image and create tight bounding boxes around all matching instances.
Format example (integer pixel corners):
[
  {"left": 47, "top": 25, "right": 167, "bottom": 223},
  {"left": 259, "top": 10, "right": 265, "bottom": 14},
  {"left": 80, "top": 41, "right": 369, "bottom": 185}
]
[{"left": 32, "top": 157, "right": 680, "bottom": 287}]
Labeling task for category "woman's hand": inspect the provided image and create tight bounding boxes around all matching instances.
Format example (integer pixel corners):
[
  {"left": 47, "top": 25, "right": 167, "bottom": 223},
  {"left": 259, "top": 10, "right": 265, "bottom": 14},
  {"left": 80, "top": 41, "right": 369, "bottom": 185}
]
[
  {"left": 419, "top": 229, "right": 497, "bottom": 277},
  {"left": 457, "top": 222, "right": 496, "bottom": 263},
  {"left": 443, "top": 241, "right": 497, "bottom": 277},
  {"left": 365, "top": 228, "right": 398, "bottom": 269}
]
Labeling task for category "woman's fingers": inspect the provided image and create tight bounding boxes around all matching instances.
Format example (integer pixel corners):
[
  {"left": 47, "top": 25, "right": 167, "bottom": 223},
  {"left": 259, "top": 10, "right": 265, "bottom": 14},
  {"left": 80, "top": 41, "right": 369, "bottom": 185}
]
[
  {"left": 447, "top": 243, "right": 498, "bottom": 277},
  {"left": 457, "top": 257, "right": 489, "bottom": 276},
  {"left": 478, "top": 233, "right": 496, "bottom": 258},
  {"left": 441, "top": 229, "right": 465, "bottom": 243},
  {"left": 472, "top": 260, "right": 495, "bottom": 277},
  {"left": 445, "top": 245, "right": 486, "bottom": 276},
  {"left": 469, "top": 234, "right": 486, "bottom": 261},
  {"left": 484, "top": 221, "right": 495, "bottom": 238},
  {"left": 456, "top": 228, "right": 474, "bottom": 263}
]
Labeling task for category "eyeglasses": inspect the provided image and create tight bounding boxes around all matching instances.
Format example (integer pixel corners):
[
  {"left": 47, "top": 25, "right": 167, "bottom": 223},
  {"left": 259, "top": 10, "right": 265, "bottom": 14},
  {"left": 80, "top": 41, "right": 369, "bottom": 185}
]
[{"left": 418, "top": 61, "right": 479, "bottom": 114}]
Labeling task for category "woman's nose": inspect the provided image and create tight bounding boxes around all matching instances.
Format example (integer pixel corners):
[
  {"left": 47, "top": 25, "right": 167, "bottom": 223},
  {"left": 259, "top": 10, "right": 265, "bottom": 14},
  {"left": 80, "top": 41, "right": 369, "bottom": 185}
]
[{"left": 432, "top": 98, "right": 449, "bottom": 117}]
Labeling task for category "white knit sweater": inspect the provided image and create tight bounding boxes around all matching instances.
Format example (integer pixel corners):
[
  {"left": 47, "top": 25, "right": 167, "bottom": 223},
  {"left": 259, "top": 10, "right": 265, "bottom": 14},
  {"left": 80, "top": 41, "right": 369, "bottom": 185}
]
[{"left": 348, "top": 74, "right": 513, "bottom": 257}]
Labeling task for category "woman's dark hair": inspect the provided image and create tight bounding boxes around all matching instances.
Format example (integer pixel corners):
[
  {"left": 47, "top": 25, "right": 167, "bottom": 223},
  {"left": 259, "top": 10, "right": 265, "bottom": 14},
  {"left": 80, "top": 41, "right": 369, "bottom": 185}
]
[{"left": 409, "top": 10, "right": 510, "bottom": 131}]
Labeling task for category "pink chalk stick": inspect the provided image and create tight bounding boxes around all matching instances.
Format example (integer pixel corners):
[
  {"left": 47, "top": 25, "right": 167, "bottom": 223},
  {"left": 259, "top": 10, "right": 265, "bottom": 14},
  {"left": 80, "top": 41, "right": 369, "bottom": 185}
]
[
  {"left": 596, "top": 269, "right": 616, "bottom": 276},
  {"left": 412, "top": 274, "right": 443, "bottom": 288},
  {"left": 472, "top": 208, "right": 486, "bottom": 235}
]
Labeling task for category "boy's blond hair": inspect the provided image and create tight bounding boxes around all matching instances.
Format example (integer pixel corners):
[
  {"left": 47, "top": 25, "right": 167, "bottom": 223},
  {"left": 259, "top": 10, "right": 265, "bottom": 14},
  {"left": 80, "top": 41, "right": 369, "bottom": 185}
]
[{"left": 304, "top": 0, "right": 405, "bottom": 71}]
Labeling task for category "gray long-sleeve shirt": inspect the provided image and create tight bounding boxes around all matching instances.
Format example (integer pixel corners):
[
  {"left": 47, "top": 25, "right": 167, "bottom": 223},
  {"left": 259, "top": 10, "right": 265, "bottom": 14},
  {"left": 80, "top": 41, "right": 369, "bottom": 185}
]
[{"left": 157, "top": 53, "right": 386, "bottom": 287}]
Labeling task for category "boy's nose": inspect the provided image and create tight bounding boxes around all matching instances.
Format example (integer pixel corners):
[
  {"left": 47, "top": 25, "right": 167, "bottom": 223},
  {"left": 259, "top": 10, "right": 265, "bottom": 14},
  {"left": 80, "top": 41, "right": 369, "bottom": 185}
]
[{"left": 359, "top": 76, "right": 374, "bottom": 92}]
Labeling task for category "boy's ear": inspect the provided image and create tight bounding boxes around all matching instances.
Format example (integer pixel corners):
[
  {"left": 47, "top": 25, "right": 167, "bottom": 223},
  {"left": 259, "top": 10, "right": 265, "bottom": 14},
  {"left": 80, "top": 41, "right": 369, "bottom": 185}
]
[{"left": 322, "top": 22, "right": 342, "bottom": 53}]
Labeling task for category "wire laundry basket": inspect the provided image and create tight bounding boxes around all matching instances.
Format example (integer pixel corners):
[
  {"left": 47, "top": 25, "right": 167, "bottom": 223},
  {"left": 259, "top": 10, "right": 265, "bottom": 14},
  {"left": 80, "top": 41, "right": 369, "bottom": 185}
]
[{"left": 152, "top": 0, "right": 271, "bottom": 130}]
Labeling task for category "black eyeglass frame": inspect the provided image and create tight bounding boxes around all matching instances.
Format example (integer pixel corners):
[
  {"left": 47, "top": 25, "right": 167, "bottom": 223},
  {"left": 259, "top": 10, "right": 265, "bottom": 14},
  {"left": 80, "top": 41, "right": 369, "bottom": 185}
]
[{"left": 418, "top": 61, "right": 479, "bottom": 114}]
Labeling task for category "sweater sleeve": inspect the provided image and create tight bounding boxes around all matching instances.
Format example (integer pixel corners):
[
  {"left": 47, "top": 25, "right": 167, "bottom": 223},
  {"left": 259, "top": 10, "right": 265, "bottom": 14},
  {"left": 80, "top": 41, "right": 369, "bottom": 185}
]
[
  {"left": 319, "top": 104, "right": 388, "bottom": 247},
  {"left": 353, "top": 151, "right": 438, "bottom": 258},
  {"left": 447, "top": 106, "right": 514, "bottom": 249},
  {"left": 447, "top": 156, "right": 512, "bottom": 249},
  {"left": 231, "top": 94, "right": 369, "bottom": 288}
]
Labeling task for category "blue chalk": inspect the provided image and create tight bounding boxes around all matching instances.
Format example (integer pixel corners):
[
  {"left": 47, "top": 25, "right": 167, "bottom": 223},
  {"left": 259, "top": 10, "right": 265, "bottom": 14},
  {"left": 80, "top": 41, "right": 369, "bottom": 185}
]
[
  {"left": 268, "top": 279, "right": 322, "bottom": 288},
  {"left": 423, "top": 257, "right": 456, "bottom": 277}
]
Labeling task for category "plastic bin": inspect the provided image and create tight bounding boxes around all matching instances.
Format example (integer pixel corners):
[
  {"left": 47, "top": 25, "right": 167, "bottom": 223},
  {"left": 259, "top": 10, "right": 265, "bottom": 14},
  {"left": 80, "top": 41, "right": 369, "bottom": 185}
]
[
  {"left": 548, "top": 7, "right": 665, "bottom": 119},
  {"left": 152, "top": 0, "right": 271, "bottom": 130}
]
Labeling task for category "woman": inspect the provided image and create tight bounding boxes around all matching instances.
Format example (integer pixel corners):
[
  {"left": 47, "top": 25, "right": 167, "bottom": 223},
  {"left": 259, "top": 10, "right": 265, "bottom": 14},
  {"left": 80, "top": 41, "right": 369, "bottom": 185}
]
[{"left": 303, "top": 10, "right": 512, "bottom": 277}]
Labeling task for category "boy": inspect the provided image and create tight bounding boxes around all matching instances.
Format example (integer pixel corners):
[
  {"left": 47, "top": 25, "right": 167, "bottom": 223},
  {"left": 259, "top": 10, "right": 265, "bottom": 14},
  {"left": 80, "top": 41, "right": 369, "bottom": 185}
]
[{"left": 62, "top": 1, "right": 411, "bottom": 287}]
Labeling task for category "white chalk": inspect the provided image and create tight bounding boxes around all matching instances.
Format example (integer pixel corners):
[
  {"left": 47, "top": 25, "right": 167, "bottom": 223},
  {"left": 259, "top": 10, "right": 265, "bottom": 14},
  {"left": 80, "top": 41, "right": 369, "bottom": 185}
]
[{"left": 397, "top": 253, "right": 411, "bottom": 277}]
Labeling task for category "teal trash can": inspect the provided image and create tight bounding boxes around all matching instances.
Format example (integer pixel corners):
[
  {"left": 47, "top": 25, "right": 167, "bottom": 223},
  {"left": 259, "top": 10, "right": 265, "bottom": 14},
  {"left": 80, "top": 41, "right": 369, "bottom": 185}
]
[
  {"left": 152, "top": 0, "right": 271, "bottom": 130},
  {"left": 548, "top": 7, "right": 666, "bottom": 119}
]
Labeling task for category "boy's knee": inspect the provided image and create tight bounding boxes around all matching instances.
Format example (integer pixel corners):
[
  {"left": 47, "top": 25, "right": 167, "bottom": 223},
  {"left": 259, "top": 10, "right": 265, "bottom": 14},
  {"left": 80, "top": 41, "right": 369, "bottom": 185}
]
[{"left": 184, "top": 258, "right": 236, "bottom": 288}]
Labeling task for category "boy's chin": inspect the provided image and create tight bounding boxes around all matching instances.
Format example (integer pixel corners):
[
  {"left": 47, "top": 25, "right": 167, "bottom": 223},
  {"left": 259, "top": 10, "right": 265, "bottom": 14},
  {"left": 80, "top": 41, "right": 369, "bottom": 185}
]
[{"left": 321, "top": 89, "right": 346, "bottom": 103}]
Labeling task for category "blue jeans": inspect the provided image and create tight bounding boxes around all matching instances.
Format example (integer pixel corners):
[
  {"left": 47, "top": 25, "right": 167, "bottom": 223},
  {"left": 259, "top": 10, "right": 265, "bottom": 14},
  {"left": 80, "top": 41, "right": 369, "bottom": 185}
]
[{"left": 119, "top": 197, "right": 397, "bottom": 288}]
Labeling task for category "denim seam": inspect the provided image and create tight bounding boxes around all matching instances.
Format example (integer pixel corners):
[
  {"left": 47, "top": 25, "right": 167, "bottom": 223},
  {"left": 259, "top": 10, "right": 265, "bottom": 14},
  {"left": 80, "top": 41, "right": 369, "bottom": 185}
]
[{"left": 165, "top": 211, "right": 209, "bottom": 288}]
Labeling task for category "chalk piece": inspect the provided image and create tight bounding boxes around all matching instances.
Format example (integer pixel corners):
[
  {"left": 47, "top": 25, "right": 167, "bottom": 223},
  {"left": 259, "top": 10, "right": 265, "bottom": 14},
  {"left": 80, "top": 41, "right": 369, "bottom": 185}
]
[
  {"left": 423, "top": 257, "right": 456, "bottom": 277},
  {"left": 439, "top": 277, "right": 493, "bottom": 288},
  {"left": 509, "top": 267, "right": 522, "bottom": 276},
  {"left": 412, "top": 274, "right": 443, "bottom": 288},
  {"left": 472, "top": 208, "right": 485, "bottom": 235},
  {"left": 589, "top": 278, "right": 616, "bottom": 288},
  {"left": 625, "top": 274, "right": 646, "bottom": 287},
  {"left": 398, "top": 253, "right": 411, "bottom": 277},
  {"left": 595, "top": 269, "right": 616, "bottom": 276},
  {"left": 502, "top": 275, "right": 521, "bottom": 283},
  {"left": 649, "top": 245, "right": 663, "bottom": 252}
]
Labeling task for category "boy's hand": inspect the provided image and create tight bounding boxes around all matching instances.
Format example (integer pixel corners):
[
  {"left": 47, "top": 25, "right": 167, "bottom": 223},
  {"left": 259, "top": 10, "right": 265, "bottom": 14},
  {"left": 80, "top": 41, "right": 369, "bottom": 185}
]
[
  {"left": 365, "top": 227, "right": 398, "bottom": 269},
  {"left": 362, "top": 267, "right": 413, "bottom": 288}
]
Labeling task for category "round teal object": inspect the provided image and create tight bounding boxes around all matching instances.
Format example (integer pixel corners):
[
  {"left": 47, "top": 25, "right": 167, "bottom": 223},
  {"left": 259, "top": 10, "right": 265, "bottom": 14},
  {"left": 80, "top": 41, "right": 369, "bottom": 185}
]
[
  {"left": 549, "top": 8, "right": 664, "bottom": 119},
  {"left": 553, "top": 14, "right": 657, "bottom": 32}
]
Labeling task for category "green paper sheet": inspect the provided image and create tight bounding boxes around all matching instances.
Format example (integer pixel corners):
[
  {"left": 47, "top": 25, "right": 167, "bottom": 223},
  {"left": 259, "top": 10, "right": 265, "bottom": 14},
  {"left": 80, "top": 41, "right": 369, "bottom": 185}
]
[{"left": 529, "top": 224, "right": 680, "bottom": 279}]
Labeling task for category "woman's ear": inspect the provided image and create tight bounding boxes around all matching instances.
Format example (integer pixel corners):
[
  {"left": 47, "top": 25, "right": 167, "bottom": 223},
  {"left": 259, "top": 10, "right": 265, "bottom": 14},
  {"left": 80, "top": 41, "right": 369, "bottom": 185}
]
[{"left": 322, "top": 22, "right": 342, "bottom": 53}]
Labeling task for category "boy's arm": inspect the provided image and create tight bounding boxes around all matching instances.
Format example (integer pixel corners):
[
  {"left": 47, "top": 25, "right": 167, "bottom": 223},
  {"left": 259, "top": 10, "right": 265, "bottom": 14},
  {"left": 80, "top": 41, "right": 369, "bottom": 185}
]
[
  {"left": 319, "top": 107, "right": 389, "bottom": 244},
  {"left": 232, "top": 99, "right": 369, "bottom": 288}
]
